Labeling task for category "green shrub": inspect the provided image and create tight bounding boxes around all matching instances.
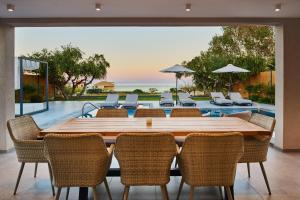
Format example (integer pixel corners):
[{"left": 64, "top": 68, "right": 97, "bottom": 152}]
[
  {"left": 30, "top": 95, "right": 43, "bottom": 103},
  {"left": 23, "top": 84, "right": 36, "bottom": 94},
  {"left": 86, "top": 88, "right": 102, "bottom": 94}
]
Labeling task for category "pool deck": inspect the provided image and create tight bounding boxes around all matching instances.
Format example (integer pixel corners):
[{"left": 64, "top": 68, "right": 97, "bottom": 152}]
[{"left": 29, "top": 100, "right": 275, "bottom": 128}]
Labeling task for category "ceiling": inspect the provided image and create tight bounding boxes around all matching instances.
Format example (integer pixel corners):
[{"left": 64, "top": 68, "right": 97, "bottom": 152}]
[{"left": 0, "top": 0, "right": 300, "bottom": 18}]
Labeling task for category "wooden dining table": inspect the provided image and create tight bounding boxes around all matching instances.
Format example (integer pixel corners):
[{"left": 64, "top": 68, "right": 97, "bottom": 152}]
[{"left": 41, "top": 117, "right": 270, "bottom": 200}]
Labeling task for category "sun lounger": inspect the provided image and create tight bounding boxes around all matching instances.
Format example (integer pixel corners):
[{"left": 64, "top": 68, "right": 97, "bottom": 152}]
[
  {"left": 210, "top": 92, "right": 233, "bottom": 106},
  {"left": 123, "top": 94, "right": 139, "bottom": 108},
  {"left": 100, "top": 93, "right": 119, "bottom": 108},
  {"left": 229, "top": 92, "right": 253, "bottom": 106},
  {"left": 159, "top": 92, "right": 174, "bottom": 106},
  {"left": 178, "top": 92, "right": 196, "bottom": 106}
]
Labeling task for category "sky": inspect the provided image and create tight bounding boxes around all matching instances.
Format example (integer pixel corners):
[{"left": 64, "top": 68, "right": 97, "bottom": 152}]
[{"left": 15, "top": 27, "right": 222, "bottom": 84}]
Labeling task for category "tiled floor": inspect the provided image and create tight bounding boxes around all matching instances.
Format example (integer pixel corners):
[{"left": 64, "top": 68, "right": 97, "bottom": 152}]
[{"left": 0, "top": 147, "right": 299, "bottom": 200}]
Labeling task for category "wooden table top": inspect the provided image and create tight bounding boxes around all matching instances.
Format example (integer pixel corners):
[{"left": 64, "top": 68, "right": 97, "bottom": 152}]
[{"left": 41, "top": 117, "right": 270, "bottom": 137}]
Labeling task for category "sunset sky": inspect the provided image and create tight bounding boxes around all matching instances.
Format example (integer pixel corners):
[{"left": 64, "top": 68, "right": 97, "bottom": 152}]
[{"left": 15, "top": 27, "right": 222, "bottom": 84}]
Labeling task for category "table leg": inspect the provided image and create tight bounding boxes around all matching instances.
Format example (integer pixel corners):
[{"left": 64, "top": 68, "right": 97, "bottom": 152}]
[
  {"left": 79, "top": 187, "right": 88, "bottom": 200},
  {"left": 224, "top": 185, "right": 234, "bottom": 200}
]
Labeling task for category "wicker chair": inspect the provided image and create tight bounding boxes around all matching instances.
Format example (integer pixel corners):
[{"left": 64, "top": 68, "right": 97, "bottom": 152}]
[
  {"left": 170, "top": 108, "right": 202, "bottom": 117},
  {"left": 96, "top": 108, "right": 128, "bottom": 118},
  {"left": 44, "top": 133, "right": 114, "bottom": 200},
  {"left": 177, "top": 133, "right": 244, "bottom": 200},
  {"left": 115, "top": 133, "right": 177, "bottom": 200},
  {"left": 239, "top": 113, "right": 276, "bottom": 195},
  {"left": 134, "top": 108, "right": 166, "bottom": 118},
  {"left": 223, "top": 110, "right": 252, "bottom": 121},
  {"left": 7, "top": 115, "right": 55, "bottom": 196}
]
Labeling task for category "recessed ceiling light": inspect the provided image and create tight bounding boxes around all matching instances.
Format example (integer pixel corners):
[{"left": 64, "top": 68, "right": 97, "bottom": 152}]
[
  {"left": 7, "top": 4, "right": 15, "bottom": 12},
  {"left": 185, "top": 3, "right": 191, "bottom": 12},
  {"left": 95, "top": 3, "right": 101, "bottom": 11},
  {"left": 275, "top": 3, "right": 281, "bottom": 12}
]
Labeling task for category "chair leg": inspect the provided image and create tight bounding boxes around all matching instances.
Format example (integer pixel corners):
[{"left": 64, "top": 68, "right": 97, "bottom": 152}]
[
  {"left": 34, "top": 163, "right": 38, "bottom": 178},
  {"left": 247, "top": 163, "right": 251, "bottom": 178},
  {"left": 176, "top": 179, "right": 184, "bottom": 200},
  {"left": 224, "top": 186, "right": 233, "bottom": 200},
  {"left": 56, "top": 187, "right": 62, "bottom": 200},
  {"left": 122, "top": 186, "right": 130, "bottom": 200},
  {"left": 13, "top": 162, "right": 25, "bottom": 195},
  {"left": 160, "top": 185, "right": 169, "bottom": 200},
  {"left": 218, "top": 186, "right": 223, "bottom": 200},
  {"left": 93, "top": 187, "right": 98, "bottom": 200},
  {"left": 104, "top": 178, "right": 112, "bottom": 200},
  {"left": 259, "top": 162, "right": 271, "bottom": 195},
  {"left": 48, "top": 163, "right": 56, "bottom": 196},
  {"left": 174, "top": 158, "right": 178, "bottom": 168},
  {"left": 188, "top": 186, "right": 194, "bottom": 200},
  {"left": 66, "top": 187, "right": 70, "bottom": 200}
]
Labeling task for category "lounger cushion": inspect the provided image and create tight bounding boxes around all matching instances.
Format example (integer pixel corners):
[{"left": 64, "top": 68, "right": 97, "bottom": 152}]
[
  {"left": 101, "top": 101, "right": 118, "bottom": 107},
  {"left": 214, "top": 98, "right": 233, "bottom": 105},
  {"left": 233, "top": 99, "right": 252, "bottom": 105},
  {"left": 179, "top": 98, "right": 196, "bottom": 105},
  {"left": 123, "top": 102, "right": 138, "bottom": 108},
  {"left": 160, "top": 99, "right": 174, "bottom": 105}
]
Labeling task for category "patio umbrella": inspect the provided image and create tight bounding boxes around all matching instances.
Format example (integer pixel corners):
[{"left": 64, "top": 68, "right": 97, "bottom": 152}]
[
  {"left": 160, "top": 64, "right": 195, "bottom": 105},
  {"left": 212, "top": 64, "right": 250, "bottom": 92}
]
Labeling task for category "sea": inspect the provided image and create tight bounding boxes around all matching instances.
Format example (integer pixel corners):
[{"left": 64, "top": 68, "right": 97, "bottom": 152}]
[{"left": 114, "top": 83, "right": 176, "bottom": 93}]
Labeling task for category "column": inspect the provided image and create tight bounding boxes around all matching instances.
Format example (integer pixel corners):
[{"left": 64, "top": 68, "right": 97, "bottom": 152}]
[
  {"left": 274, "top": 20, "right": 300, "bottom": 150},
  {"left": 0, "top": 25, "right": 15, "bottom": 152}
]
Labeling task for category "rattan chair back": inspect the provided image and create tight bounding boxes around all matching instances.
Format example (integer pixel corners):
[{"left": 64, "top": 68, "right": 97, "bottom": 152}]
[
  {"left": 170, "top": 108, "right": 202, "bottom": 117},
  {"left": 178, "top": 132, "right": 244, "bottom": 186},
  {"left": 96, "top": 108, "right": 128, "bottom": 118},
  {"left": 7, "top": 115, "right": 46, "bottom": 163},
  {"left": 134, "top": 108, "right": 166, "bottom": 118},
  {"left": 115, "top": 133, "right": 177, "bottom": 185},
  {"left": 7, "top": 115, "right": 40, "bottom": 141},
  {"left": 44, "top": 133, "right": 112, "bottom": 187},
  {"left": 239, "top": 113, "right": 276, "bottom": 163},
  {"left": 249, "top": 113, "right": 276, "bottom": 133},
  {"left": 224, "top": 111, "right": 252, "bottom": 121}
]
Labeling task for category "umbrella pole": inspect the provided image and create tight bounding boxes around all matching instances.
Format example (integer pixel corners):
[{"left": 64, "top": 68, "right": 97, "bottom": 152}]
[{"left": 176, "top": 76, "right": 178, "bottom": 105}]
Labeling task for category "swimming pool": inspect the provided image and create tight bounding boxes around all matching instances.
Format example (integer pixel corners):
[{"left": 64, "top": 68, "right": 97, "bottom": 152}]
[{"left": 82, "top": 107, "right": 275, "bottom": 118}]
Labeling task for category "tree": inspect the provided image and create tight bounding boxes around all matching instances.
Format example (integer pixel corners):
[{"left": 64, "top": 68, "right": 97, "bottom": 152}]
[
  {"left": 149, "top": 88, "right": 158, "bottom": 94},
  {"left": 133, "top": 89, "right": 144, "bottom": 94},
  {"left": 28, "top": 44, "right": 110, "bottom": 99},
  {"left": 185, "top": 25, "right": 275, "bottom": 94},
  {"left": 77, "top": 54, "right": 110, "bottom": 96}
]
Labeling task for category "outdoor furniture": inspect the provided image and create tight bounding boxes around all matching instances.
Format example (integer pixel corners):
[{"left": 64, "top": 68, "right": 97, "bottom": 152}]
[
  {"left": 44, "top": 133, "right": 114, "bottom": 200},
  {"left": 229, "top": 92, "right": 253, "bottom": 106},
  {"left": 178, "top": 92, "right": 197, "bottom": 106},
  {"left": 176, "top": 133, "right": 244, "bottom": 200},
  {"left": 170, "top": 108, "right": 202, "bottom": 117},
  {"left": 41, "top": 117, "right": 270, "bottom": 200},
  {"left": 41, "top": 117, "right": 270, "bottom": 137},
  {"left": 239, "top": 113, "right": 276, "bottom": 195},
  {"left": 96, "top": 108, "right": 128, "bottom": 118},
  {"left": 134, "top": 108, "right": 166, "bottom": 117},
  {"left": 114, "top": 133, "right": 177, "bottom": 200},
  {"left": 210, "top": 92, "right": 233, "bottom": 106},
  {"left": 159, "top": 92, "right": 174, "bottom": 107},
  {"left": 100, "top": 93, "right": 119, "bottom": 108},
  {"left": 122, "top": 94, "right": 138, "bottom": 108},
  {"left": 223, "top": 110, "right": 252, "bottom": 121},
  {"left": 7, "top": 115, "right": 55, "bottom": 196}
]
